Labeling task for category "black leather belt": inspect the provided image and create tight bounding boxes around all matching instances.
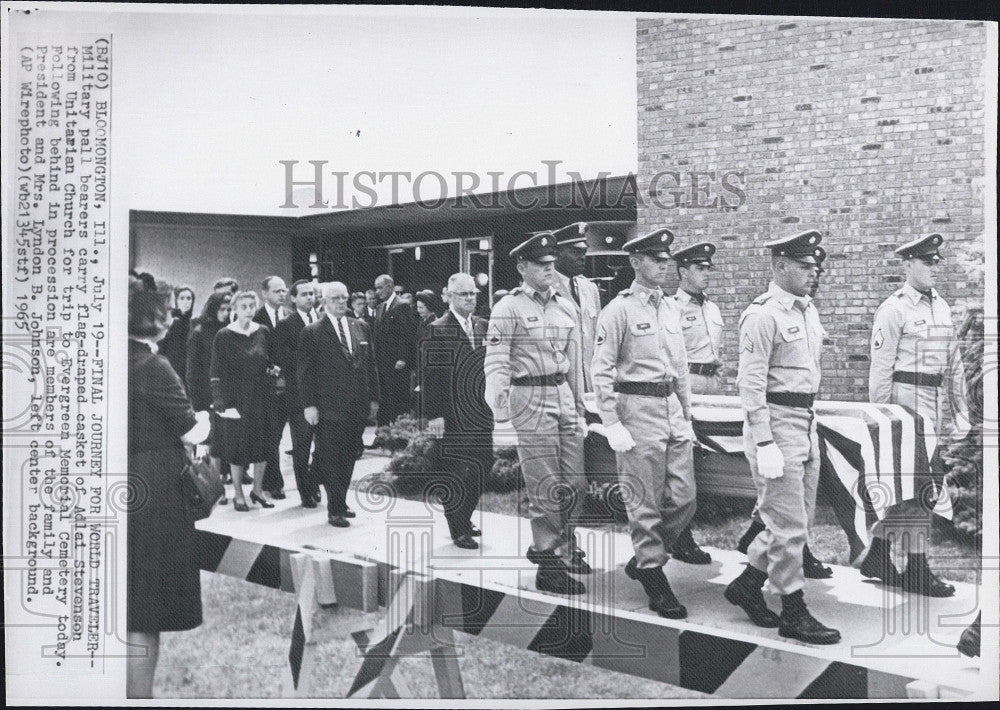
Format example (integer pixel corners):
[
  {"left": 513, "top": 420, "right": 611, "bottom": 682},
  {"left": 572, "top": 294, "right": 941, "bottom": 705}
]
[
  {"left": 892, "top": 371, "right": 942, "bottom": 388},
  {"left": 512, "top": 373, "right": 566, "bottom": 387},
  {"left": 614, "top": 380, "right": 675, "bottom": 398},
  {"left": 766, "top": 392, "right": 815, "bottom": 409},
  {"left": 689, "top": 363, "right": 719, "bottom": 376}
]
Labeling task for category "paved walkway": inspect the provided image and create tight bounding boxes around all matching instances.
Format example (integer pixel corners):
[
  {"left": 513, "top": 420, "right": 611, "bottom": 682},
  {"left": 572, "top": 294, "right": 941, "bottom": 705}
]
[{"left": 199, "top": 446, "right": 983, "bottom": 696}]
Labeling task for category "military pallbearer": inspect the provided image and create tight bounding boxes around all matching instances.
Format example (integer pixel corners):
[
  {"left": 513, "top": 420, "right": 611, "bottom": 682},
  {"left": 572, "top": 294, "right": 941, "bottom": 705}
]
[
  {"left": 591, "top": 228, "right": 696, "bottom": 619},
  {"left": 723, "top": 230, "right": 840, "bottom": 644}
]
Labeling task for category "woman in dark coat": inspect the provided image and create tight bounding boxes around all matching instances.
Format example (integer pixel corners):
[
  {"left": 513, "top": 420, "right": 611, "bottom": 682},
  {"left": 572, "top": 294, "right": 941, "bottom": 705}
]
[
  {"left": 128, "top": 276, "right": 210, "bottom": 698},
  {"left": 186, "top": 292, "right": 232, "bottom": 487},
  {"left": 412, "top": 289, "right": 443, "bottom": 418},
  {"left": 210, "top": 290, "right": 281, "bottom": 511},
  {"left": 157, "top": 285, "right": 196, "bottom": 383}
]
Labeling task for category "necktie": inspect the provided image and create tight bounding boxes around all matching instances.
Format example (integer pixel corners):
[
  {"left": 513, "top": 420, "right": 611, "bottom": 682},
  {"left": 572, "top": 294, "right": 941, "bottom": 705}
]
[
  {"left": 306, "top": 311, "right": 313, "bottom": 324},
  {"left": 569, "top": 276, "right": 580, "bottom": 305},
  {"left": 919, "top": 289, "right": 934, "bottom": 302},
  {"left": 684, "top": 289, "right": 705, "bottom": 306},
  {"left": 336, "top": 318, "right": 351, "bottom": 355},
  {"left": 461, "top": 318, "right": 474, "bottom": 347}
]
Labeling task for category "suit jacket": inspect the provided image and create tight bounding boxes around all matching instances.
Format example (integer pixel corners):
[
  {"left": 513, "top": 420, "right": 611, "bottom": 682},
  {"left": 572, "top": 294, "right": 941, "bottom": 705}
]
[
  {"left": 297, "top": 315, "right": 379, "bottom": 421},
  {"left": 253, "top": 304, "right": 285, "bottom": 330},
  {"left": 274, "top": 311, "right": 312, "bottom": 401},
  {"left": 373, "top": 297, "right": 417, "bottom": 372},
  {"left": 420, "top": 311, "right": 492, "bottom": 434}
]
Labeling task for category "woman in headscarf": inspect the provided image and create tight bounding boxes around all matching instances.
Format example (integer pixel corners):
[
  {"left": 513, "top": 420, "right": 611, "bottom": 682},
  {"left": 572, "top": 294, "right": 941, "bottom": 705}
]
[{"left": 158, "top": 285, "right": 196, "bottom": 384}]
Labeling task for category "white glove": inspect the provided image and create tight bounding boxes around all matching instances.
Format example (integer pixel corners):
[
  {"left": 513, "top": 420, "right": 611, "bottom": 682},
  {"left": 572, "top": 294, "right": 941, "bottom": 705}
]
[
  {"left": 493, "top": 419, "right": 519, "bottom": 448},
  {"left": 756, "top": 441, "right": 785, "bottom": 479},
  {"left": 603, "top": 421, "right": 637, "bottom": 453}
]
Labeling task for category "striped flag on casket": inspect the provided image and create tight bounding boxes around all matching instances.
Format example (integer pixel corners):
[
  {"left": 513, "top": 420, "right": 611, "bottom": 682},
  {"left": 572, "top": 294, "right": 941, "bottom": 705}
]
[{"left": 689, "top": 395, "right": 949, "bottom": 561}]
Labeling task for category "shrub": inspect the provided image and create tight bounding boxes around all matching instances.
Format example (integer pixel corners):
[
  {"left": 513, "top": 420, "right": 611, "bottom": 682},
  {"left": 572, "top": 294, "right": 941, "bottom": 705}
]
[{"left": 373, "top": 414, "right": 422, "bottom": 452}]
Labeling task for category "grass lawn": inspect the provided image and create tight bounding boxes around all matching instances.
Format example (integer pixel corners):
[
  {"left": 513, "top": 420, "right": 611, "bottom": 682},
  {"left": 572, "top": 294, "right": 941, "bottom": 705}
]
[{"left": 156, "top": 447, "right": 980, "bottom": 698}]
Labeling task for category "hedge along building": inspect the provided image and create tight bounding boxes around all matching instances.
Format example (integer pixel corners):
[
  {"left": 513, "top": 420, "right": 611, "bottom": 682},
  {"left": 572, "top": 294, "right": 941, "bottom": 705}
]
[{"left": 636, "top": 17, "right": 990, "bottom": 402}]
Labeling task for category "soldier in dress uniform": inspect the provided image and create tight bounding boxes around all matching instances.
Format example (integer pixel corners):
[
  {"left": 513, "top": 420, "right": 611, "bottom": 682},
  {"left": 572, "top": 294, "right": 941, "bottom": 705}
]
[
  {"left": 668, "top": 242, "right": 722, "bottom": 565},
  {"left": 735, "top": 247, "right": 833, "bottom": 580},
  {"left": 723, "top": 230, "right": 841, "bottom": 645},
  {"left": 857, "top": 233, "right": 969, "bottom": 597},
  {"left": 485, "top": 232, "right": 591, "bottom": 595},
  {"left": 591, "top": 228, "right": 694, "bottom": 619},
  {"left": 551, "top": 222, "right": 603, "bottom": 391}
]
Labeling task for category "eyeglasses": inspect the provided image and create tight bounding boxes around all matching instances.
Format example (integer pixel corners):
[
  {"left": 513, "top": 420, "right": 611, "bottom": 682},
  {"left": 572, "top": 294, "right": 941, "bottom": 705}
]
[
  {"left": 327, "top": 295, "right": 349, "bottom": 301},
  {"left": 451, "top": 291, "right": 478, "bottom": 298}
]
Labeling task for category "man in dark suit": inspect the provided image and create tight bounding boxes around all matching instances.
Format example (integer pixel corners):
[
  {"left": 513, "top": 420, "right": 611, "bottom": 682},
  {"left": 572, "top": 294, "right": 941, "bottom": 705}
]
[
  {"left": 253, "top": 275, "right": 290, "bottom": 499},
  {"left": 275, "top": 280, "right": 321, "bottom": 508},
  {"left": 372, "top": 274, "right": 417, "bottom": 426},
  {"left": 420, "top": 272, "right": 493, "bottom": 549},
  {"left": 298, "top": 281, "right": 380, "bottom": 527}
]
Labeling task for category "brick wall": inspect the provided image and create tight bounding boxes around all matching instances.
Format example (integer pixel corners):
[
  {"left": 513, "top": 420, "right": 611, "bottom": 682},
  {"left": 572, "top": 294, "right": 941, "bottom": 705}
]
[{"left": 637, "top": 18, "right": 989, "bottom": 401}]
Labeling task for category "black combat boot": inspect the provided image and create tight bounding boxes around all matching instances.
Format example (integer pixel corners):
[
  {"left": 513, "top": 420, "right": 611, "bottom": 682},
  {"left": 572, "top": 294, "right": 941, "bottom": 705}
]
[
  {"left": 900, "top": 553, "right": 955, "bottom": 597},
  {"left": 624, "top": 557, "right": 687, "bottom": 619},
  {"left": 858, "top": 536, "right": 902, "bottom": 586},
  {"left": 724, "top": 565, "right": 780, "bottom": 628},
  {"left": 672, "top": 525, "right": 712, "bottom": 565},
  {"left": 736, "top": 519, "right": 766, "bottom": 555},
  {"left": 957, "top": 612, "right": 981, "bottom": 658},
  {"left": 528, "top": 548, "right": 585, "bottom": 595},
  {"left": 802, "top": 543, "right": 833, "bottom": 579},
  {"left": 778, "top": 590, "right": 841, "bottom": 644}
]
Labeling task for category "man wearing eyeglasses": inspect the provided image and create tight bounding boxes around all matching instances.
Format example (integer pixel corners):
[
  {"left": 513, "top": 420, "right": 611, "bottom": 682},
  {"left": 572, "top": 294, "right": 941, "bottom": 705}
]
[
  {"left": 858, "top": 233, "right": 969, "bottom": 597},
  {"left": 723, "top": 230, "right": 840, "bottom": 645},
  {"left": 420, "top": 272, "right": 492, "bottom": 549}
]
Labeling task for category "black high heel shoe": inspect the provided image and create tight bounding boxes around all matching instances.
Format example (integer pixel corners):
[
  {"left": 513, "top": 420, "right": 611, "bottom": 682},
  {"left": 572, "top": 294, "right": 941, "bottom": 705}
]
[
  {"left": 250, "top": 491, "right": 274, "bottom": 509},
  {"left": 233, "top": 499, "right": 250, "bottom": 512}
]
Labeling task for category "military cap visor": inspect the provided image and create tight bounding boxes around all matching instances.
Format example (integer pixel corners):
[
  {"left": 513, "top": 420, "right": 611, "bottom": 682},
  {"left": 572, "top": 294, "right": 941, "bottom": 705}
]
[
  {"left": 673, "top": 242, "right": 716, "bottom": 265},
  {"left": 511, "top": 232, "right": 557, "bottom": 263},
  {"left": 765, "top": 229, "right": 823, "bottom": 259},
  {"left": 552, "top": 222, "right": 589, "bottom": 247},
  {"left": 895, "top": 233, "right": 944, "bottom": 262},
  {"left": 623, "top": 227, "right": 675, "bottom": 258}
]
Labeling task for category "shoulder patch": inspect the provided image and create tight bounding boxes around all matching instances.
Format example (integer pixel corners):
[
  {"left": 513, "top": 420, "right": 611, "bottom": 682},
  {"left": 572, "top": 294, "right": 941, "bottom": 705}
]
[
  {"left": 873, "top": 328, "right": 884, "bottom": 350},
  {"left": 752, "top": 294, "right": 772, "bottom": 305},
  {"left": 486, "top": 324, "right": 503, "bottom": 346},
  {"left": 595, "top": 326, "right": 606, "bottom": 345},
  {"left": 742, "top": 334, "right": 754, "bottom": 353}
]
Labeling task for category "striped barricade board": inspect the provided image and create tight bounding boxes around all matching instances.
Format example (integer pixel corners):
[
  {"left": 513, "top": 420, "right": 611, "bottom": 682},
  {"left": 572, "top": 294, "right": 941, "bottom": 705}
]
[{"left": 195, "top": 494, "right": 983, "bottom": 699}]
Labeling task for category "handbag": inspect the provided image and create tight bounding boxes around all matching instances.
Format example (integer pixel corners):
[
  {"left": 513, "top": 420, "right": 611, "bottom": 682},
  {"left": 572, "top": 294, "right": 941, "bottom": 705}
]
[{"left": 179, "top": 446, "right": 224, "bottom": 520}]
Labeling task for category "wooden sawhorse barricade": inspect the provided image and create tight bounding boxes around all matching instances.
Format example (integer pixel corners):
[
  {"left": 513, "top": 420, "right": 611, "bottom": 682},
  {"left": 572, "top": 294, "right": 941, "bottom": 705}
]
[{"left": 196, "top": 529, "right": 981, "bottom": 700}]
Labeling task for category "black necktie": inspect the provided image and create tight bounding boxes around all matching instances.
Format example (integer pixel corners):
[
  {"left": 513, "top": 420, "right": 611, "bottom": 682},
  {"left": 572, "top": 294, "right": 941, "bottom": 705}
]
[
  {"left": 919, "top": 289, "right": 934, "bottom": 302},
  {"left": 684, "top": 289, "right": 705, "bottom": 306},
  {"left": 569, "top": 277, "right": 580, "bottom": 305},
  {"left": 336, "top": 318, "right": 351, "bottom": 354},
  {"left": 305, "top": 311, "right": 313, "bottom": 324}
]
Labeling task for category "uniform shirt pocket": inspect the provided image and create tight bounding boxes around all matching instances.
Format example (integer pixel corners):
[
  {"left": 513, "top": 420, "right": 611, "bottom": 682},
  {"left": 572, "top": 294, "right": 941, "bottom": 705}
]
[
  {"left": 682, "top": 315, "right": 698, "bottom": 330},
  {"left": 628, "top": 321, "right": 657, "bottom": 337},
  {"left": 903, "top": 319, "right": 929, "bottom": 338}
]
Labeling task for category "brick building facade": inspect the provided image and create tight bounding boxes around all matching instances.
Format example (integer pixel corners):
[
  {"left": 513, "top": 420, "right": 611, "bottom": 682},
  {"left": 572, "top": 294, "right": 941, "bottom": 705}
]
[{"left": 637, "top": 17, "right": 989, "bottom": 401}]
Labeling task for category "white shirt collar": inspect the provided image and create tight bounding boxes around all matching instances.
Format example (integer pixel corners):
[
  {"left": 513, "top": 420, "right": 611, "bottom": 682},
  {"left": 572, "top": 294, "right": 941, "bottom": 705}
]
[
  {"left": 384, "top": 292, "right": 397, "bottom": 309},
  {"left": 767, "top": 282, "right": 811, "bottom": 311},
  {"left": 900, "top": 281, "right": 937, "bottom": 304},
  {"left": 450, "top": 306, "right": 472, "bottom": 326}
]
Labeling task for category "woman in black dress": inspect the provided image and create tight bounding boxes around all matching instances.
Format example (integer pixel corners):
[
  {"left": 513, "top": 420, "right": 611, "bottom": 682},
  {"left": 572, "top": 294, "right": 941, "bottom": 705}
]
[
  {"left": 128, "top": 276, "right": 210, "bottom": 698},
  {"left": 157, "top": 285, "right": 196, "bottom": 384},
  {"left": 210, "top": 290, "right": 281, "bottom": 511},
  {"left": 186, "top": 292, "right": 232, "bottom": 490}
]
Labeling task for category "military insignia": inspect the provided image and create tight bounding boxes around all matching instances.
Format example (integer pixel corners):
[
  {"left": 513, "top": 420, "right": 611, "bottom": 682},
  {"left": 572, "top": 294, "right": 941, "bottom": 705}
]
[
  {"left": 486, "top": 325, "right": 503, "bottom": 346},
  {"left": 596, "top": 326, "right": 606, "bottom": 345},
  {"left": 742, "top": 334, "right": 754, "bottom": 353},
  {"left": 686, "top": 315, "right": 697, "bottom": 321},
  {"left": 873, "top": 328, "right": 884, "bottom": 350},
  {"left": 637, "top": 322, "right": 652, "bottom": 330},
  {"left": 915, "top": 320, "right": 925, "bottom": 326},
  {"left": 788, "top": 326, "right": 800, "bottom": 334},
  {"left": 527, "top": 316, "right": 539, "bottom": 323}
]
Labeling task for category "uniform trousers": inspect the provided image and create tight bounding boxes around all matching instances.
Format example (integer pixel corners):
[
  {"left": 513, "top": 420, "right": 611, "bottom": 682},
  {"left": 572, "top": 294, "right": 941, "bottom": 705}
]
[
  {"left": 689, "top": 372, "right": 721, "bottom": 395},
  {"left": 314, "top": 417, "right": 366, "bottom": 516},
  {"left": 744, "top": 403, "right": 819, "bottom": 595},
  {"left": 615, "top": 392, "right": 696, "bottom": 568},
  {"left": 509, "top": 381, "right": 585, "bottom": 564}
]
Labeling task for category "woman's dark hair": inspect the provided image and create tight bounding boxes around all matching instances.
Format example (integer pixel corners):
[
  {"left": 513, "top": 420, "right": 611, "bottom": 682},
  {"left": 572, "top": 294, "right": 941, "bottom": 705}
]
[
  {"left": 414, "top": 289, "right": 442, "bottom": 316},
  {"left": 129, "top": 276, "right": 173, "bottom": 338},
  {"left": 173, "top": 285, "right": 196, "bottom": 315},
  {"left": 198, "top": 292, "right": 232, "bottom": 327},
  {"left": 350, "top": 291, "right": 367, "bottom": 308}
]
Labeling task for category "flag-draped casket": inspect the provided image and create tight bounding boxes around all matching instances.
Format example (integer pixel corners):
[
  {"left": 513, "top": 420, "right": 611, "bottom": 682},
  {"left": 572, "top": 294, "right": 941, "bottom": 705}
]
[{"left": 583, "top": 394, "right": 948, "bottom": 562}]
